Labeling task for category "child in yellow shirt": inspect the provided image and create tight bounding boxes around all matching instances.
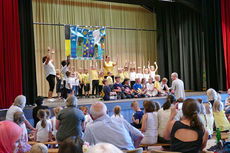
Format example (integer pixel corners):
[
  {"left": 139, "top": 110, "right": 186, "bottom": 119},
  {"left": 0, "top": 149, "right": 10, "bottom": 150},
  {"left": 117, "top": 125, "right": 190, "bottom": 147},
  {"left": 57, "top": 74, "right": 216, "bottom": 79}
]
[
  {"left": 83, "top": 69, "right": 90, "bottom": 98},
  {"left": 106, "top": 71, "right": 114, "bottom": 89},
  {"left": 117, "top": 68, "right": 125, "bottom": 83},
  {"left": 154, "top": 75, "right": 162, "bottom": 94},
  {"left": 90, "top": 60, "right": 99, "bottom": 97}
]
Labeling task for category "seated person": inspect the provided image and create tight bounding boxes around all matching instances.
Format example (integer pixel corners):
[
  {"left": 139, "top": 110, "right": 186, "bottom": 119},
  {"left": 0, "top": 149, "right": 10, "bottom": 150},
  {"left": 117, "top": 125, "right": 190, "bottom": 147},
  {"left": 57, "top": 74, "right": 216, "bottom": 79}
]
[
  {"left": 83, "top": 102, "right": 143, "bottom": 150},
  {"left": 204, "top": 102, "right": 214, "bottom": 138},
  {"left": 161, "top": 77, "right": 169, "bottom": 93},
  {"left": 102, "top": 79, "right": 116, "bottom": 101},
  {"left": 33, "top": 96, "right": 49, "bottom": 127},
  {"left": 146, "top": 77, "right": 158, "bottom": 97},
  {"left": 123, "top": 78, "right": 137, "bottom": 98},
  {"left": 164, "top": 99, "right": 209, "bottom": 153},
  {"left": 111, "top": 105, "right": 124, "bottom": 122},
  {"left": 85, "top": 143, "right": 123, "bottom": 153},
  {"left": 30, "top": 143, "right": 48, "bottom": 153},
  {"left": 225, "top": 88, "right": 230, "bottom": 114},
  {"left": 131, "top": 101, "right": 144, "bottom": 129},
  {"left": 154, "top": 75, "right": 163, "bottom": 95},
  {"left": 213, "top": 100, "right": 230, "bottom": 131},
  {"left": 58, "top": 136, "right": 84, "bottom": 153},
  {"left": 113, "top": 76, "right": 126, "bottom": 99},
  {"left": 141, "top": 101, "right": 158, "bottom": 144},
  {"left": 133, "top": 78, "right": 145, "bottom": 98}
]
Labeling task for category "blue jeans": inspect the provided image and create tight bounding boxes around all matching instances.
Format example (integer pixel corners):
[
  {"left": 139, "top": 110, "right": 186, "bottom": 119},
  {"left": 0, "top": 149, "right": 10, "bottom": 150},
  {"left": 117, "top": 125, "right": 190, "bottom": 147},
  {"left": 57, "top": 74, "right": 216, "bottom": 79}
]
[{"left": 72, "top": 86, "right": 79, "bottom": 97}]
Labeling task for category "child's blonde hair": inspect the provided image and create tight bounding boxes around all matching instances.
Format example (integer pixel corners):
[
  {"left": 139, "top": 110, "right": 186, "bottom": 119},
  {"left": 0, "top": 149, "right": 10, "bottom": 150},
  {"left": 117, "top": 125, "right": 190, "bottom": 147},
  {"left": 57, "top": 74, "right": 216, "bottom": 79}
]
[
  {"left": 13, "top": 111, "right": 25, "bottom": 125},
  {"left": 205, "top": 102, "right": 212, "bottom": 114},
  {"left": 53, "top": 107, "right": 63, "bottom": 117},
  {"left": 113, "top": 105, "right": 121, "bottom": 117},
  {"left": 37, "top": 109, "right": 47, "bottom": 128},
  {"left": 213, "top": 100, "right": 224, "bottom": 113},
  {"left": 131, "top": 101, "right": 139, "bottom": 108},
  {"left": 162, "top": 77, "right": 168, "bottom": 83}
]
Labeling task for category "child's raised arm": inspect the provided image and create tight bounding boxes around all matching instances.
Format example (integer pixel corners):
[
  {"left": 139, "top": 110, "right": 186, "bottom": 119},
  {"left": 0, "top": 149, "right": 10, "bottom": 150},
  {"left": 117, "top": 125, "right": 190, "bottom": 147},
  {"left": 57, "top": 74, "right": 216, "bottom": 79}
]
[{"left": 154, "top": 61, "right": 158, "bottom": 72}]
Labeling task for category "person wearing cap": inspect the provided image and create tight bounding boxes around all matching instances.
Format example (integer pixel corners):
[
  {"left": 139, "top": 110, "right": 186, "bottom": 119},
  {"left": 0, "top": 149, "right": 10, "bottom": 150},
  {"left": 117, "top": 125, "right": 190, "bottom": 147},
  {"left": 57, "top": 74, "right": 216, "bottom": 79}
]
[{"left": 56, "top": 96, "right": 85, "bottom": 142}]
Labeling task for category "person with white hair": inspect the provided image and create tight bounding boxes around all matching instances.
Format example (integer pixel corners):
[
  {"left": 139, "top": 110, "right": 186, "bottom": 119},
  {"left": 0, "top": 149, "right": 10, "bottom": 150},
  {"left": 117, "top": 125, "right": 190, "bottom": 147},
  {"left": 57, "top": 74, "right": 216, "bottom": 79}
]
[
  {"left": 170, "top": 72, "right": 185, "bottom": 99},
  {"left": 83, "top": 101, "right": 143, "bottom": 150},
  {"left": 30, "top": 143, "right": 48, "bottom": 153},
  {"left": 6, "top": 95, "right": 35, "bottom": 131},
  {"left": 56, "top": 95, "right": 85, "bottom": 142},
  {"left": 85, "top": 143, "right": 123, "bottom": 153},
  {"left": 206, "top": 88, "right": 218, "bottom": 106}
]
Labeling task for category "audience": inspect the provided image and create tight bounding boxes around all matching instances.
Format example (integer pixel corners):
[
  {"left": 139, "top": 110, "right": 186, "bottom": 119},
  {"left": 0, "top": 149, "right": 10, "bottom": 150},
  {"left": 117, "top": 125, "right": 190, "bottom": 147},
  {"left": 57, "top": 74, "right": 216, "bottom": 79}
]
[
  {"left": 85, "top": 143, "right": 123, "bottom": 153},
  {"left": 13, "top": 111, "right": 31, "bottom": 152},
  {"left": 51, "top": 107, "right": 63, "bottom": 139},
  {"left": 111, "top": 105, "right": 124, "bottom": 121},
  {"left": 84, "top": 106, "right": 93, "bottom": 127},
  {"left": 6, "top": 95, "right": 35, "bottom": 132},
  {"left": 204, "top": 102, "right": 214, "bottom": 138},
  {"left": 58, "top": 136, "right": 84, "bottom": 153},
  {"left": 83, "top": 101, "right": 143, "bottom": 150},
  {"left": 30, "top": 143, "right": 48, "bottom": 153},
  {"left": 141, "top": 101, "right": 158, "bottom": 144},
  {"left": 153, "top": 101, "right": 160, "bottom": 112},
  {"left": 35, "top": 109, "right": 52, "bottom": 142},
  {"left": 170, "top": 72, "right": 185, "bottom": 100},
  {"left": 206, "top": 88, "right": 218, "bottom": 106},
  {"left": 131, "top": 101, "right": 144, "bottom": 129},
  {"left": 0, "top": 121, "right": 23, "bottom": 153},
  {"left": 56, "top": 96, "right": 85, "bottom": 142},
  {"left": 33, "top": 96, "right": 49, "bottom": 127},
  {"left": 197, "top": 99, "right": 207, "bottom": 129},
  {"left": 213, "top": 100, "right": 230, "bottom": 131},
  {"left": 225, "top": 88, "right": 230, "bottom": 114},
  {"left": 158, "top": 96, "right": 174, "bottom": 143},
  {"left": 164, "top": 99, "right": 209, "bottom": 153}
]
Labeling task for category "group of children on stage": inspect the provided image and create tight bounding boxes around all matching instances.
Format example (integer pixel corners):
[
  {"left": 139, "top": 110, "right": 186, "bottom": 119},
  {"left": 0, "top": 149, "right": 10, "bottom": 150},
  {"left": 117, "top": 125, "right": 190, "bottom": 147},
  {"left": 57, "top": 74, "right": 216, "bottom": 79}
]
[{"left": 57, "top": 58, "right": 170, "bottom": 101}]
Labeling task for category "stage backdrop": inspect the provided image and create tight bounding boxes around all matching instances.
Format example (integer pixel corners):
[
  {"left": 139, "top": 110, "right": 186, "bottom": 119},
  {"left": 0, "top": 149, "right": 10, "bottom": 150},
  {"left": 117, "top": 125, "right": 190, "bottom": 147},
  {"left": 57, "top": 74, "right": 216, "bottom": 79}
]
[{"left": 32, "top": 0, "right": 157, "bottom": 96}]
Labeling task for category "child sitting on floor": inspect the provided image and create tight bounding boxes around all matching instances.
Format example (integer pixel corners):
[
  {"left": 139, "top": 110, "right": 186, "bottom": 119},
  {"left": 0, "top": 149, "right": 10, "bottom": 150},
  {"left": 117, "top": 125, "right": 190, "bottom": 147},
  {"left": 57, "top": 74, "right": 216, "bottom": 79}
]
[
  {"left": 35, "top": 110, "right": 52, "bottom": 142},
  {"left": 213, "top": 100, "right": 230, "bottom": 131},
  {"left": 14, "top": 112, "right": 31, "bottom": 152},
  {"left": 133, "top": 78, "right": 146, "bottom": 98},
  {"left": 113, "top": 76, "right": 126, "bottom": 99},
  {"left": 146, "top": 77, "right": 157, "bottom": 97},
  {"left": 123, "top": 78, "right": 137, "bottom": 98},
  {"left": 154, "top": 75, "right": 163, "bottom": 95},
  {"left": 141, "top": 78, "right": 147, "bottom": 95},
  {"left": 102, "top": 79, "right": 116, "bottom": 101},
  {"left": 161, "top": 77, "right": 169, "bottom": 93},
  {"left": 205, "top": 102, "right": 214, "bottom": 138},
  {"left": 51, "top": 107, "right": 62, "bottom": 139},
  {"left": 111, "top": 105, "right": 124, "bottom": 121},
  {"left": 131, "top": 101, "right": 144, "bottom": 129}
]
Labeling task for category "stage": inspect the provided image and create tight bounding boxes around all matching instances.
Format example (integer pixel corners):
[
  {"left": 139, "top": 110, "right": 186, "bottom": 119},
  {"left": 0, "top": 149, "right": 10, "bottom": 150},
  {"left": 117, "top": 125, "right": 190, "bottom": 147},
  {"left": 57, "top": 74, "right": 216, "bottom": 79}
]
[{"left": 0, "top": 92, "right": 228, "bottom": 126}]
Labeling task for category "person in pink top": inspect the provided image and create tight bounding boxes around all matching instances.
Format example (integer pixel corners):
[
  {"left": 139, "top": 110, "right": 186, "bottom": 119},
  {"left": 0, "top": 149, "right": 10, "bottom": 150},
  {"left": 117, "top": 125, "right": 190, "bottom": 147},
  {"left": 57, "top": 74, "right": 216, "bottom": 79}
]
[{"left": 0, "top": 121, "right": 23, "bottom": 153}]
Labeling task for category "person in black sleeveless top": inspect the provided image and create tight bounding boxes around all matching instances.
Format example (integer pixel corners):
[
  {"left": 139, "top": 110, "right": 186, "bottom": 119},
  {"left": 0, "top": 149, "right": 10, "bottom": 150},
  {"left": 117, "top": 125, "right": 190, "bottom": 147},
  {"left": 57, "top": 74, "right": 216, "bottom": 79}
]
[{"left": 163, "top": 98, "right": 209, "bottom": 153}]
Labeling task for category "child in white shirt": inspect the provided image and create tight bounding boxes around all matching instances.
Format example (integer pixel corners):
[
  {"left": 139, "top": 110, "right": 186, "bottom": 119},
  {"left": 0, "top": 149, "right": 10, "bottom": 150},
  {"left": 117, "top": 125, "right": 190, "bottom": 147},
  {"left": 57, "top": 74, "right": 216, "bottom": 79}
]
[
  {"left": 129, "top": 67, "right": 136, "bottom": 88},
  {"left": 71, "top": 72, "right": 80, "bottom": 97},
  {"left": 35, "top": 110, "right": 52, "bottom": 142},
  {"left": 111, "top": 105, "right": 124, "bottom": 122},
  {"left": 148, "top": 61, "right": 158, "bottom": 81},
  {"left": 136, "top": 67, "right": 143, "bottom": 81},
  {"left": 65, "top": 71, "right": 73, "bottom": 97},
  {"left": 146, "top": 77, "right": 157, "bottom": 97},
  {"left": 143, "top": 66, "right": 150, "bottom": 81}
]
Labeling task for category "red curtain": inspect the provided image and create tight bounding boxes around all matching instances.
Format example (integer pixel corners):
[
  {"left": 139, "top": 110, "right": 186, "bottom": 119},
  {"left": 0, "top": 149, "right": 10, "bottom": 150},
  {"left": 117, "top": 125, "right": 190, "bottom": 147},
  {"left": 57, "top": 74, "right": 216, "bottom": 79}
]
[
  {"left": 0, "top": 0, "right": 22, "bottom": 109},
  {"left": 221, "top": 0, "right": 230, "bottom": 89}
]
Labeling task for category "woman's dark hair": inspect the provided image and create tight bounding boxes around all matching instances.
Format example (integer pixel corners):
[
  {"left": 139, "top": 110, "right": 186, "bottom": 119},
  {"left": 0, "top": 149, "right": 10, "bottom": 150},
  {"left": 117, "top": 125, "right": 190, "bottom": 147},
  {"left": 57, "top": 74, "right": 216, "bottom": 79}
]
[
  {"left": 182, "top": 98, "right": 203, "bottom": 130},
  {"left": 61, "top": 60, "right": 67, "bottom": 67},
  {"left": 153, "top": 102, "right": 160, "bottom": 111},
  {"left": 42, "top": 56, "right": 47, "bottom": 63},
  {"left": 37, "top": 110, "right": 47, "bottom": 128},
  {"left": 143, "top": 101, "right": 155, "bottom": 113},
  {"left": 58, "top": 136, "right": 84, "bottom": 153},
  {"left": 35, "top": 96, "right": 44, "bottom": 106},
  {"left": 162, "top": 95, "right": 176, "bottom": 110}
]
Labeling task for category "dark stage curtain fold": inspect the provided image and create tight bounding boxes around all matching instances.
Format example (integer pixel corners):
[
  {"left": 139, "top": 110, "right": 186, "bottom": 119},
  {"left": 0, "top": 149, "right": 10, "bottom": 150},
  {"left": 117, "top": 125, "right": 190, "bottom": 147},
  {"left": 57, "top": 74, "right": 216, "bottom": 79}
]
[
  {"left": 18, "top": 0, "right": 37, "bottom": 105},
  {"left": 221, "top": 0, "right": 230, "bottom": 90},
  {"left": 0, "top": 0, "right": 22, "bottom": 109},
  {"left": 203, "top": 0, "right": 226, "bottom": 91},
  {"left": 156, "top": 3, "right": 204, "bottom": 91}
]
